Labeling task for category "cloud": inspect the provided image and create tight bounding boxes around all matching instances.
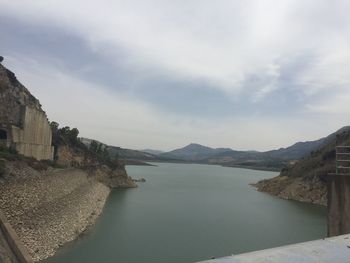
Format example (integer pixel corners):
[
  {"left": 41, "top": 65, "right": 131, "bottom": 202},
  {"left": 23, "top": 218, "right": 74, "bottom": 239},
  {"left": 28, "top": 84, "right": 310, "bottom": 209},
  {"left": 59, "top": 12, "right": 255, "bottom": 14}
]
[
  {"left": 1, "top": 0, "right": 350, "bottom": 99},
  {"left": 1, "top": 1, "right": 349, "bottom": 150},
  {"left": 3, "top": 54, "right": 343, "bottom": 151}
]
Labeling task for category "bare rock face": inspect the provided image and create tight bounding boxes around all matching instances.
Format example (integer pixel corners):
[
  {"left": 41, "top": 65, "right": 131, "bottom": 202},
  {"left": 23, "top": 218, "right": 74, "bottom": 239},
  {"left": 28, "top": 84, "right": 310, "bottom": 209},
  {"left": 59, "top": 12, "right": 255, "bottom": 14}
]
[
  {"left": 88, "top": 165, "right": 137, "bottom": 188},
  {"left": 55, "top": 145, "right": 89, "bottom": 167},
  {"left": 254, "top": 175, "right": 327, "bottom": 206},
  {"left": 0, "top": 56, "right": 3, "bottom": 63}
]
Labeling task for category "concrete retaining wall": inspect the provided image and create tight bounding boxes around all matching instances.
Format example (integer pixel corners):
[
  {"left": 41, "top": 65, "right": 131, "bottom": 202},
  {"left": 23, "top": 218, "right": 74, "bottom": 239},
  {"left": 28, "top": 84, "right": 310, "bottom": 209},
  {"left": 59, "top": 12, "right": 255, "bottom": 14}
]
[{"left": 11, "top": 106, "right": 54, "bottom": 160}]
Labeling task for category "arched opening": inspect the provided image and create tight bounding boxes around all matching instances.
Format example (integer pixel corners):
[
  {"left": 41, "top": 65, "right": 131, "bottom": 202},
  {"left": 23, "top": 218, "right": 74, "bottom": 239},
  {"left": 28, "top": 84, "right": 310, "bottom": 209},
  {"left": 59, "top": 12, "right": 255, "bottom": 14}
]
[{"left": 0, "top": 129, "right": 7, "bottom": 140}]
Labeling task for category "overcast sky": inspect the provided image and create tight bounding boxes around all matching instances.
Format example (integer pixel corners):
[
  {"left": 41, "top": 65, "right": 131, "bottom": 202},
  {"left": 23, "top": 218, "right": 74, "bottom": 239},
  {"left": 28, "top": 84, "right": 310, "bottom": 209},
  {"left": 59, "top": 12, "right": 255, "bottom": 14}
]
[{"left": 0, "top": 0, "right": 349, "bottom": 151}]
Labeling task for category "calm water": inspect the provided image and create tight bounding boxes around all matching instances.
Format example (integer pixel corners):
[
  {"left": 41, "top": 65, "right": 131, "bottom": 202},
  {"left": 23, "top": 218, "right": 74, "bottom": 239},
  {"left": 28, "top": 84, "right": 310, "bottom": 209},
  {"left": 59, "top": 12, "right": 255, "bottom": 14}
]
[{"left": 46, "top": 163, "right": 326, "bottom": 263}]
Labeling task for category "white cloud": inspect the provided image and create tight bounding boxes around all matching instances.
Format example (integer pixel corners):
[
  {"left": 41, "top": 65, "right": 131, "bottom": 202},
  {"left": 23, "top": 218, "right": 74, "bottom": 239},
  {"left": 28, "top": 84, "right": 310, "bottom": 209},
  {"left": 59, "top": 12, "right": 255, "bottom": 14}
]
[
  {"left": 1, "top": 0, "right": 350, "bottom": 99},
  {"left": 3, "top": 55, "right": 342, "bottom": 151},
  {"left": 1, "top": 1, "right": 349, "bottom": 150}
]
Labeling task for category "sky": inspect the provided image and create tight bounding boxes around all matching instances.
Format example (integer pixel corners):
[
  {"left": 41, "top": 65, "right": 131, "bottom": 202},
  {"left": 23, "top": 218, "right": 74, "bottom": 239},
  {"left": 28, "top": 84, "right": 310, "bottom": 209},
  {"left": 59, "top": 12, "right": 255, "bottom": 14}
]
[{"left": 0, "top": 0, "right": 349, "bottom": 151}]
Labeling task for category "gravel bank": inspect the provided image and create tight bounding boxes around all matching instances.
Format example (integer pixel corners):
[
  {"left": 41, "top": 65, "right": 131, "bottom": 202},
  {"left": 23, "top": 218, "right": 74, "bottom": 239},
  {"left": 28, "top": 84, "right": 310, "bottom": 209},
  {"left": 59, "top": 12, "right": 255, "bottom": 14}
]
[{"left": 0, "top": 164, "right": 111, "bottom": 262}]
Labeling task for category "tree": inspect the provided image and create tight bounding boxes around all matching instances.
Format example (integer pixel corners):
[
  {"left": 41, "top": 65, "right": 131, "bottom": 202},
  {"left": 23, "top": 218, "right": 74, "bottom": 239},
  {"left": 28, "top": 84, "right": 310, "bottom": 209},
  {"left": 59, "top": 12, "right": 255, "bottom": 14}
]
[
  {"left": 68, "top": 128, "right": 79, "bottom": 144},
  {"left": 90, "top": 140, "right": 98, "bottom": 153},
  {"left": 50, "top": 121, "right": 59, "bottom": 133}
]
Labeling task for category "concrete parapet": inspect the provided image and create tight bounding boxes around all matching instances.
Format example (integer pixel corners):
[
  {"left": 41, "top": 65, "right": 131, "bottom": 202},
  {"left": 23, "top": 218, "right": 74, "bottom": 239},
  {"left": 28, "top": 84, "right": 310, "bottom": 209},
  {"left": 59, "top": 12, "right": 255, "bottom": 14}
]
[{"left": 197, "top": 234, "right": 350, "bottom": 263}]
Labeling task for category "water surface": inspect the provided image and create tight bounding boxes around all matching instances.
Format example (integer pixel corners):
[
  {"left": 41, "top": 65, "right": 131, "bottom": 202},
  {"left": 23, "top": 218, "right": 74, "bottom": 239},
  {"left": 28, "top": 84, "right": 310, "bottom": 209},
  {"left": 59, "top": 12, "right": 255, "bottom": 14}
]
[{"left": 46, "top": 163, "right": 326, "bottom": 263}]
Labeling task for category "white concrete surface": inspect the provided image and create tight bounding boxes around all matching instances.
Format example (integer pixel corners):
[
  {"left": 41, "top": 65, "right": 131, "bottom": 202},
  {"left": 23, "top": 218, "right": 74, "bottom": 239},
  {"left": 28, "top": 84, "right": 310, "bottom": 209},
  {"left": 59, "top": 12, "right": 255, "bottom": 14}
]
[{"left": 197, "top": 234, "right": 350, "bottom": 263}]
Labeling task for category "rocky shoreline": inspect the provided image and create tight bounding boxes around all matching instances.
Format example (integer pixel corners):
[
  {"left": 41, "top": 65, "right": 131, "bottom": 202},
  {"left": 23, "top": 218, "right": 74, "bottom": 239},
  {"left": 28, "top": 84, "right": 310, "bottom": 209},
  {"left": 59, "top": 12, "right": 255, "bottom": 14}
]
[
  {"left": 253, "top": 175, "right": 327, "bottom": 206},
  {"left": 0, "top": 161, "right": 136, "bottom": 262}
]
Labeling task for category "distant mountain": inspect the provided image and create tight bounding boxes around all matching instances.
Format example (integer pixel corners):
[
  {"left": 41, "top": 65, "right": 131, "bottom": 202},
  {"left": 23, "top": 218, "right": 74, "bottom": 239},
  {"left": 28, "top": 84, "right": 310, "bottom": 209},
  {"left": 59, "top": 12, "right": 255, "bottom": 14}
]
[
  {"left": 154, "top": 127, "right": 350, "bottom": 171},
  {"left": 141, "top": 149, "right": 164, "bottom": 155},
  {"left": 160, "top": 143, "right": 233, "bottom": 161},
  {"left": 80, "top": 126, "right": 350, "bottom": 171}
]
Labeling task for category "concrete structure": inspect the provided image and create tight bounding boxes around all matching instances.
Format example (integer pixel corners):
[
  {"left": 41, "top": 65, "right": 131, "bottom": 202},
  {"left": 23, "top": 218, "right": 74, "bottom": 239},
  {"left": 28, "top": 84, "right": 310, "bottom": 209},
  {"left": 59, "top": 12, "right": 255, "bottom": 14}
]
[
  {"left": 0, "top": 62, "right": 54, "bottom": 160},
  {"left": 197, "top": 234, "right": 350, "bottom": 263},
  {"left": 327, "top": 146, "right": 350, "bottom": 237}
]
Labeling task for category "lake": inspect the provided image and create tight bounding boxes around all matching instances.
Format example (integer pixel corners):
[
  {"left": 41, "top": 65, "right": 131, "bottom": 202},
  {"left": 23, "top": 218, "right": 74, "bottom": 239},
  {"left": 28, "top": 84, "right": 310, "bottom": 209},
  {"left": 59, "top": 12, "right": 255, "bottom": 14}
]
[{"left": 46, "top": 163, "right": 326, "bottom": 263}]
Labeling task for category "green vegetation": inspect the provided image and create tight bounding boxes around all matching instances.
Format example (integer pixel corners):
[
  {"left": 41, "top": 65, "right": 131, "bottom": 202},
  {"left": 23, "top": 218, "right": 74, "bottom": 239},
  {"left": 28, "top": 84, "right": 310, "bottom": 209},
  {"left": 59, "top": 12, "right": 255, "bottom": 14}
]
[
  {"left": 88, "top": 140, "right": 118, "bottom": 168},
  {"left": 50, "top": 121, "right": 119, "bottom": 169},
  {"left": 280, "top": 129, "right": 350, "bottom": 181},
  {"left": 0, "top": 121, "right": 122, "bottom": 172},
  {"left": 50, "top": 121, "right": 85, "bottom": 150}
]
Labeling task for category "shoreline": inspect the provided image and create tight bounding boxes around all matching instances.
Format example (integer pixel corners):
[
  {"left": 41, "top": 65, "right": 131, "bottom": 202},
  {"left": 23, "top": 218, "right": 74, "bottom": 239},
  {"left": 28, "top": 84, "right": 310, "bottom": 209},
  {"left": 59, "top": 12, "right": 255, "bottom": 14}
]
[
  {"left": 252, "top": 175, "right": 327, "bottom": 206},
  {"left": 0, "top": 161, "right": 135, "bottom": 262}
]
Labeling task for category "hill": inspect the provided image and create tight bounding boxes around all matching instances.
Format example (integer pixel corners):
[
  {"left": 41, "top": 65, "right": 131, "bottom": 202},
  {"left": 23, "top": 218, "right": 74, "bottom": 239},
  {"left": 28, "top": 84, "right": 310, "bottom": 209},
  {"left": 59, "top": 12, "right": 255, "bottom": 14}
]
[
  {"left": 264, "top": 126, "right": 350, "bottom": 160},
  {"left": 141, "top": 149, "right": 164, "bottom": 155},
  {"left": 80, "top": 137, "right": 161, "bottom": 165},
  {"left": 254, "top": 127, "right": 350, "bottom": 205},
  {"left": 160, "top": 143, "right": 233, "bottom": 161},
  {"left": 156, "top": 127, "right": 350, "bottom": 171}
]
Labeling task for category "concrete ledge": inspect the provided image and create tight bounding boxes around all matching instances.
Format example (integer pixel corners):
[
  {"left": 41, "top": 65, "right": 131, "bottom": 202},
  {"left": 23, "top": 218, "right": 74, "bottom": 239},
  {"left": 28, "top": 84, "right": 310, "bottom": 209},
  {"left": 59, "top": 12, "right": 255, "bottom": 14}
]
[
  {"left": 0, "top": 210, "right": 33, "bottom": 263},
  {"left": 197, "top": 234, "right": 350, "bottom": 263}
]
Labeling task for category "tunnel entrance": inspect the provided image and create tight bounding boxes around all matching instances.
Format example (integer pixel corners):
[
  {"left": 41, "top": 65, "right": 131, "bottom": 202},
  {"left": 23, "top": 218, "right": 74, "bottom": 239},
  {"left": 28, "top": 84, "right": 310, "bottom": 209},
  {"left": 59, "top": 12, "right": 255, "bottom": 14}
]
[{"left": 0, "top": 129, "right": 7, "bottom": 140}]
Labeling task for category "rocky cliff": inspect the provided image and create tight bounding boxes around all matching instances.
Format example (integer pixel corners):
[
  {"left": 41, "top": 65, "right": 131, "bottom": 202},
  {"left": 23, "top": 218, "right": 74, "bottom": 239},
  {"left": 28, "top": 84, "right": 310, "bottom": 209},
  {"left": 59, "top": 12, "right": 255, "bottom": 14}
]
[{"left": 254, "top": 127, "right": 350, "bottom": 206}]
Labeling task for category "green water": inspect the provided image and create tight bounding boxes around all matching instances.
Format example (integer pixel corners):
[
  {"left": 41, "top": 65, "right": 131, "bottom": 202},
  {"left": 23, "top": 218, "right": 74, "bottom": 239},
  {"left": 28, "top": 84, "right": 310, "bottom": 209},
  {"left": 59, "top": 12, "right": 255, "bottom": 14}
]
[{"left": 46, "top": 163, "right": 326, "bottom": 263}]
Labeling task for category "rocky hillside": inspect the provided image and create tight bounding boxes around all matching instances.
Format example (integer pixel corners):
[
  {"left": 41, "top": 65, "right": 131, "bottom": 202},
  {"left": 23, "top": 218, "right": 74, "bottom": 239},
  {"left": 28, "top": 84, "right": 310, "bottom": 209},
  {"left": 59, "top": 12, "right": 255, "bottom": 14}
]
[{"left": 255, "top": 127, "right": 350, "bottom": 206}]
